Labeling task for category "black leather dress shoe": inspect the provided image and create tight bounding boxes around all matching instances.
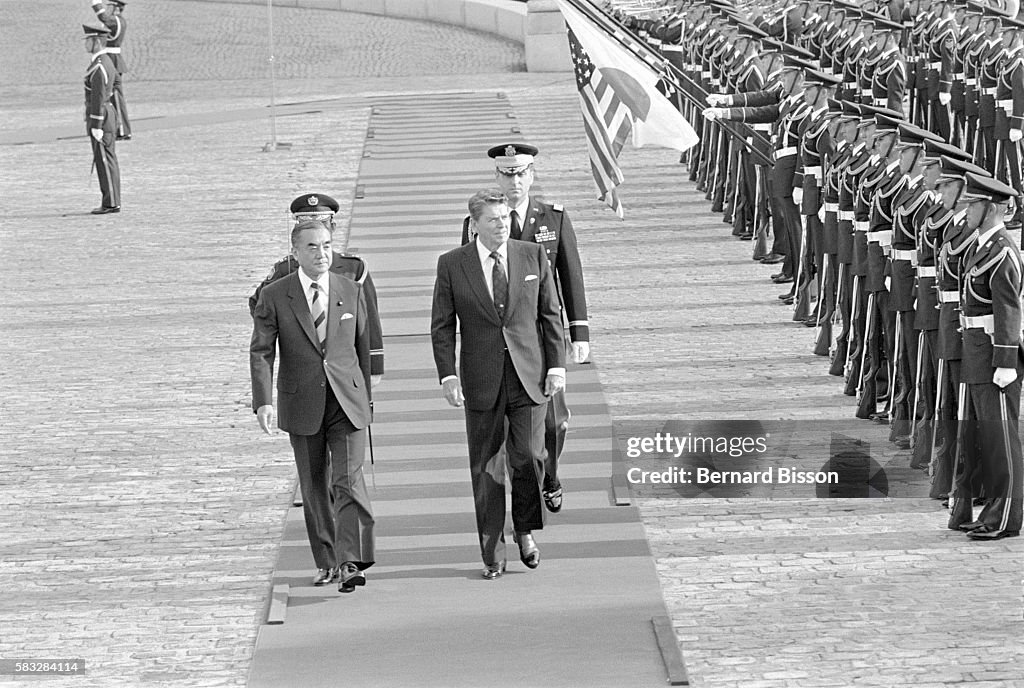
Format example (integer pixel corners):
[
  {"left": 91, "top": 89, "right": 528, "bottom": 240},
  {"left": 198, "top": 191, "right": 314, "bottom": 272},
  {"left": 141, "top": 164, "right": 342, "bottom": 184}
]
[
  {"left": 967, "top": 527, "right": 1020, "bottom": 541},
  {"left": 759, "top": 253, "right": 785, "bottom": 264},
  {"left": 543, "top": 486, "right": 563, "bottom": 513},
  {"left": 312, "top": 568, "right": 335, "bottom": 586},
  {"left": 516, "top": 533, "right": 540, "bottom": 569},
  {"left": 780, "top": 295, "right": 795, "bottom": 306},
  {"left": 481, "top": 561, "right": 506, "bottom": 580},
  {"left": 91, "top": 206, "right": 120, "bottom": 214},
  {"left": 956, "top": 520, "right": 985, "bottom": 532},
  {"left": 338, "top": 562, "right": 366, "bottom": 593},
  {"left": 772, "top": 274, "right": 795, "bottom": 284}
]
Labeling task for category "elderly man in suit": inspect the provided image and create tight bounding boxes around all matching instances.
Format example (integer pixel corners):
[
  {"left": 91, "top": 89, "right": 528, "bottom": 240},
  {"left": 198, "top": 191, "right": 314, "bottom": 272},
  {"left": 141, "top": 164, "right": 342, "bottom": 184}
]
[
  {"left": 251, "top": 221, "right": 376, "bottom": 592},
  {"left": 432, "top": 189, "right": 566, "bottom": 580}
]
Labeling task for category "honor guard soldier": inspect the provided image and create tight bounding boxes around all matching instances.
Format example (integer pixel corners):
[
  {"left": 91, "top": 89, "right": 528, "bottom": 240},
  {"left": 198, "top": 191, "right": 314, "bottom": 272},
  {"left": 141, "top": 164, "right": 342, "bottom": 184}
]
[
  {"left": 249, "top": 193, "right": 384, "bottom": 380},
  {"left": 885, "top": 125, "right": 944, "bottom": 445},
  {"left": 908, "top": 145, "right": 975, "bottom": 471},
  {"left": 89, "top": 0, "right": 131, "bottom": 140},
  {"left": 83, "top": 24, "right": 120, "bottom": 214},
  {"left": 948, "top": 173, "right": 1023, "bottom": 541},
  {"left": 962, "top": 4, "right": 987, "bottom": 163},
  {"left": 927, "top": 1, "right": 957, "bottom": 142},
  {"left": 461, "top": 143, "right": 590, "bottom": 514},
  {"left": 867, "top": 16, "right": 908, "bottom": 116},
  {"left": 973, "top": 2, "right": 1010, "bottom": 172}
]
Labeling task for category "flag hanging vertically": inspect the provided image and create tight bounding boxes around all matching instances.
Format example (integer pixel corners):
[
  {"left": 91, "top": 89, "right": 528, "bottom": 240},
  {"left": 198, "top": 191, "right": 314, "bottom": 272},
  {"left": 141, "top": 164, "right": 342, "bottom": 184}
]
[{"left": 557, "top": 0, "right": 698, "bottom": 217}]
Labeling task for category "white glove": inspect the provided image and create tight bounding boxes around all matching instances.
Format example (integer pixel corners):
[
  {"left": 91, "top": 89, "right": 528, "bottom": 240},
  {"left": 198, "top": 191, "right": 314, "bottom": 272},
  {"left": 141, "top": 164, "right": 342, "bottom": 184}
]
[
  {"left": 792, "top": 187, "right": 804, "bottom": 207},
  {"left": 938, "top": 92, "right": 951, "bottom": 106},
  {"left": 90, "top": 128, "right": 103, "bottom": 142},
  {"left": 702, "top": 107, "right": 722, "bottom": 121},
  {"left": 571, "top": 341, "right": 590, "bottom": 364},
  {"left": 994, "top": 367, "right": 1018, "bottom": 388},
  {"left": 705, "top": 93, "right": 727, "bottom": 107},
  {"left": 1011, "top": 129, "right": 1023, "bottom": 143},
  {"left": 370, "top": 374, "right": 382, "bottom": 388},
  {"left": 817, "top": 206, "right": 826, "bottom": 223}
]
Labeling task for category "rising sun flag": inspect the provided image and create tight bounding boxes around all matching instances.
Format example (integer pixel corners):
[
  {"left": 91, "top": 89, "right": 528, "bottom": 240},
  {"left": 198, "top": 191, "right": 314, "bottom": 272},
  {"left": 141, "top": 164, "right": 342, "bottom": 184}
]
[{"left": 556, "top": 0, "right": 698, "bottom": 217}]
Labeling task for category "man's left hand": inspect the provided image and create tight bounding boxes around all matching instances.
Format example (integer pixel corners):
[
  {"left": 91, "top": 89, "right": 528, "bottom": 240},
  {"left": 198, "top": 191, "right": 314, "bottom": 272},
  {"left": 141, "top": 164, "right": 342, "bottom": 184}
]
[
  {"left": 371, "top": 374, "right": 382, "bottom": 388},
  {"left": 571, "top": 341, "right": 590, "bottom": 364},
  {"left": 1010, "top": 129, "right": 1023, "bottom": 143},
  {"left": 544, "top": 373, "right": 565, "bottom": 397}
]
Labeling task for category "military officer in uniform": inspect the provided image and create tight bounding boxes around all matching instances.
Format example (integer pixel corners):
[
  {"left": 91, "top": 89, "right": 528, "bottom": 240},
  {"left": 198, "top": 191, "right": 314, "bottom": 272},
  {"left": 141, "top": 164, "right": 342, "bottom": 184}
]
[
  {"left": 461, "top": 144, "right": 590, "bottom": 514},
  {"left": 89, "top": 0, "right": 131, "bottom": 140},
  {"left": 948, "top": 173, "right": 1023, "bottom": 541},
  {"left": 250, "top": 193, "right": 384, "bottom": 381},
  {"left": 83, "top": 23, "right": 120, "bottom": 215}
]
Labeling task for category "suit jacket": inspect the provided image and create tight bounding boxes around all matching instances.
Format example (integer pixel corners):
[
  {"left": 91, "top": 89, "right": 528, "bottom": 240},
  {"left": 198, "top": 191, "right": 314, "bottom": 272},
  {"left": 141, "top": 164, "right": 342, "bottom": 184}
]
[
  {"left": 250, "top": 272, "right": 372, "bottom": 435},
  {"left": 431, "top": 239, "right": 564, "bottom": 411}
]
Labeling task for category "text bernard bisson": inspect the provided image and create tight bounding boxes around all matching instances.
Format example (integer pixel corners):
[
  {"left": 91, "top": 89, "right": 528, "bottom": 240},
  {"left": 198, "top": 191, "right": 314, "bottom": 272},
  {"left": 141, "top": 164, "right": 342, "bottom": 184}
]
[{"left": 624, "top": 431, "right": 839, "bottom": 486}]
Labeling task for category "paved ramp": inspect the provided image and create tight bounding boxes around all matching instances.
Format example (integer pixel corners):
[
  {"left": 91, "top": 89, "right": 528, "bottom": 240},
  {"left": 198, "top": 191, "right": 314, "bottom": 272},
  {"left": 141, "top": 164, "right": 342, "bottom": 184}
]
[{"left": 247, "top": 92, "right": 685, "bottom": 688}]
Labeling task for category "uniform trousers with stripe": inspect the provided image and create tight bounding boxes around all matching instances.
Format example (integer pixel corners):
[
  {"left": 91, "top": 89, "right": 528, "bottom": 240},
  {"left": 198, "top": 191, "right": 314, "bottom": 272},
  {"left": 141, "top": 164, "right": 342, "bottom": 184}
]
[
  {"left": 465, "top": 352, "right": 547, "bottom": 566},
  {"left": 90, "top": 102, "right": 120, "bottom": 209},
  {"left": 949, "top": 378, "right": 1023, "bottom": 534}
]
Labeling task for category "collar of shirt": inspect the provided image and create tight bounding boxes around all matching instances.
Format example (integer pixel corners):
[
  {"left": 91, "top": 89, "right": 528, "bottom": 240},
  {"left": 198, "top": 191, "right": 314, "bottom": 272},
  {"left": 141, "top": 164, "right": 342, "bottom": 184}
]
[
  {"left": 297, "top": 270, "right": 330, "bottom": 311},
  {"left": 511, "top": 199, "right": 530, "bottom": 224},
  {"left": 976, "top": 223, "right": 1004, "bottom": 248}
]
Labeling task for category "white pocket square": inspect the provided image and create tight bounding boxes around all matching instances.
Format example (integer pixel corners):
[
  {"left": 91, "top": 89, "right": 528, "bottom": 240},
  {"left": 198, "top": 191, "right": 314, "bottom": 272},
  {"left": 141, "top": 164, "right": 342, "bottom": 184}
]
[
  {"left": 340, "top": 313, "right": 354, "bottom": 320},
  {"left": 525, "top": 274, "right": 538, "bottom": 282}
]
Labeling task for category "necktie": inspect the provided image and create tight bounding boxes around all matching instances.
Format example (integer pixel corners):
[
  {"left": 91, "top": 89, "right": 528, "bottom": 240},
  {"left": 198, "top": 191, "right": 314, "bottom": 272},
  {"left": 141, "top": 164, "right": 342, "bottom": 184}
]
[
  {"left": 510, "top": 210, "right": 522, "bottom": 240},
  {"left": 491, "top": 250, "right": 508, "bottom": 319},
  {"left": 310, "top": 283, "right": 327, "bottom": 350}
]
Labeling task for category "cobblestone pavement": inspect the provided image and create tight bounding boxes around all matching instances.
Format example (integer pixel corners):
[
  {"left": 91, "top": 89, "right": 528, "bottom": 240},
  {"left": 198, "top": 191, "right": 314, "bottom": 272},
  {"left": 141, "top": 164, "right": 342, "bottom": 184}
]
[{"left": 1, "top": 1, "right": 1021, "bottom": 687}]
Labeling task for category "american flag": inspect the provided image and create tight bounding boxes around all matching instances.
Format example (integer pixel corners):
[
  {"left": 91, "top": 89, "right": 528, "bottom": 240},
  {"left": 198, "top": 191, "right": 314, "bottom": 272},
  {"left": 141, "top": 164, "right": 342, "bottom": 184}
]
[{"left": 569, "top": 27, "right": 626, "bottom": 218}]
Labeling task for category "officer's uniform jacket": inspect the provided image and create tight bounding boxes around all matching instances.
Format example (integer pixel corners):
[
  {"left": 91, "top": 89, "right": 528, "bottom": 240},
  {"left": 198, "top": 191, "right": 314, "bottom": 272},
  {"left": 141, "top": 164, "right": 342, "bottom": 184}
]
[
  {"left": 951, "top": 29, "right": 972, "bottom": 116},
  {"left": 795, "top": 106, "right": 832, "bottom": 214},
  {"left": 915, "top": 200, "right": 954, "bottom": 331},
  {"left": 84, "top": 52, "right": 116, "bottom": 135},
  {"left": 995, "top": 46, "right": 1024, "bottom": 139},
  {"left": 837, "top": 33, "right": 866, "bottom": 102},
  {"left": 978, "top": 37, "right": 1005, "bottom": 130},
  {"left": 822, "top": 138, "right": 848, "bottom": 258},
  {"left": 963, "top": 31, "right": 988, "bottom": 122},
  {"left": 851, "top": 149, "right": 884, "bottom": 277},
  {"left": 936, "top": 218, "right": 978, "bottom": 360},
  {"left": 960, "top": 224, "right": 1024, "bottom": 383},
  {"left": 870, "top": 46, "right": 908, "bottom": 115},
  {"left": 834, "top": 140, "right": 861, "bottom": 265},
  {"left": 890, "top": 176, "right": 930, "bottom": 311},
  {"left": 927, "top": 15, "right": 957, "bottom": 99},
  {"left": 249, "top": 252, "right": 384, "bottom": 376},
  {"left": 866, "top": 161, "right": 906, "bottom": 292}
]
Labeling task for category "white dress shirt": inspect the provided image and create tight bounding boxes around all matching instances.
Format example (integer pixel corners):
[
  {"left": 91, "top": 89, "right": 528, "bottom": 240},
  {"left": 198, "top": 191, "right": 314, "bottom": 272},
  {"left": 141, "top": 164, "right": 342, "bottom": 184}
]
[{"left": 297, "top": 270, "right": 330, "bottom": 319}]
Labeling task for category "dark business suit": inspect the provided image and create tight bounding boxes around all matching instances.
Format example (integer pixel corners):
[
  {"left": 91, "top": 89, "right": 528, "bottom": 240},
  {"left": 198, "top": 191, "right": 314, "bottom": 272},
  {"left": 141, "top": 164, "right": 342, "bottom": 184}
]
[
  {"left": 250, "top": 272, "right": 375, "bottom": 571},
  {"left": 431, "top": 238, "right": 565, "bottom": 566}
]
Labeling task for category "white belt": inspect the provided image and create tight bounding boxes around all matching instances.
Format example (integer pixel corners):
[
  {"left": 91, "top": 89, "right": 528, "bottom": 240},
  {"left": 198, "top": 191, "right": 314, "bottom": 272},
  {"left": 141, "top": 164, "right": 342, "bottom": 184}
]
[
  {"left": 960, "top": 313, "right": 994, "bottom": 332},
  {"left": 929, "top": 61, "right": 941, "bottom": 69},
  {"left": 824, "top": 202, "right": 840, "bottom": 212},
  {"left": 854, "top": 221, "right": 870, "bottom": 232},
  {"left": 954, "top": 72, "right": 966, "bottom": 80},
  {"left": 867, "top": 229, "right": 892, "bottom": 245},
  {"left": 872, "top": 97, "right": 887, "bottom": 106},
  {"left": 662, "top": 45, "right": 682, "bottom": 53},
  {"left": 805, "top": 165, "right": 822, "bottom": 178},
  {"left": 861, "top": 88, "right": 872, "bottom": 97},
  {"left": 107, "top": 47, "right": 121, "bottom": 53},
  {"left": 775, "top": 147, "right": 797, "bottom": 159},
  {"left": 938, "top": 290, "right": 959, "bottom": 303},
  {"left": 712, "top": 78, "right": 721, "bottom": 86},
  {"left": 917, "top": 266, "right": 937, "bottom": 278},
  {"left": 843, "top": 81, "right": 856, "bottom": 89},
  {"left": 751, "top": 123, "right": 771, "bottom": 131},
  {"left": 701, "top": 71, "right": 712, "bottom": 78},
  {"left": 839, "top": 210, "right": 855, "bottom": 220},
  {"left": 892, "top": 249, "right": 918, "bottom": 264},
  {"left": 966, "top": 78, "right": 977, "bottom": 86},
  {"left": 982, "top": 87, "right": 997, "bottom": 96},
  {"left": 998, "top": 99, "right": 1014, "bottom": 111}
]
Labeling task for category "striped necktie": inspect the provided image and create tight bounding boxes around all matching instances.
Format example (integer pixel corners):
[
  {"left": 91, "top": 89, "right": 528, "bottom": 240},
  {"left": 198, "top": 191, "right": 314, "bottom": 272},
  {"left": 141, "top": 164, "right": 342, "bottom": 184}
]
[
  {"left": 491, "top": 250, "right": 508, "bottom": 319},
  {"left": 310, "top": 283, "right": 327, "bottom": 349}
]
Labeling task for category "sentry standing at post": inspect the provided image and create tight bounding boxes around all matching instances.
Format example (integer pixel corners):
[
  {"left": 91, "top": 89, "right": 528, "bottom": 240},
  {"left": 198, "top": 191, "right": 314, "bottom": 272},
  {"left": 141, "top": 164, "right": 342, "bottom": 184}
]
[
  {"left": 88, "top": 0, "right": 131, "bottom": 141},
  {"left": 83, "top": 23, "right": 120, "bottom": 214}
]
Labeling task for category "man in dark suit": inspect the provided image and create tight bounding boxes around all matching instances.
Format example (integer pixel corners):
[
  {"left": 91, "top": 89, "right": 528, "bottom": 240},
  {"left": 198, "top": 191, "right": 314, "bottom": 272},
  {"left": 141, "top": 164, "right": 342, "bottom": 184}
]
[
  {"left": 433, "top": 189, "right": 566, "bottom": 580},
  {"left": 251, "top": 221, "right": 376, "bottom": 592},
  {"left": 461, "top": 143, "right": 589, "bottom": 514}
]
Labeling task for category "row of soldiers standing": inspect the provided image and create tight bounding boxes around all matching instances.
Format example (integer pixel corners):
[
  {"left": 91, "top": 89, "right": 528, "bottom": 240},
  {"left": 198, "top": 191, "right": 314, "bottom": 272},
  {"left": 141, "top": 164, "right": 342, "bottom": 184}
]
[{"left": 619, "top": 0, "right": 1023, "bottom": 540}]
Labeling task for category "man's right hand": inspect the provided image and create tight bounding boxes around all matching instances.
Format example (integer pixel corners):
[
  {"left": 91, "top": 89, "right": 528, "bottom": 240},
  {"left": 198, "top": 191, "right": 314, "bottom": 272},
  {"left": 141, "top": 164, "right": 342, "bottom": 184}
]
[
  {"left": 90, "top": 128, "right": 103, "bottom": 142},
  {"left": 938, "top": 92, "right": 951, "bottom": 106},
  {"left": 705, "top": 93, "right": 727, "bottom": 107},
  {"left": 256, "top": 405, "right": 275, "bottom": 434},
  {"left": 442, "top": 378, "right": 464, "bottom": 408}
]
